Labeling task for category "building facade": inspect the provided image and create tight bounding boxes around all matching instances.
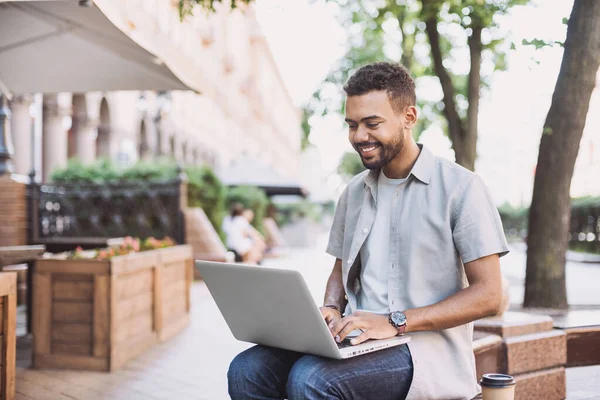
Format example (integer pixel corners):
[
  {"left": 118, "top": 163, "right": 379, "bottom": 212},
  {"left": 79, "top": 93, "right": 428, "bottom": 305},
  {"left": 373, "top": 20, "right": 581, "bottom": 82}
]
[{"left": 8, "top": 0, "right": 302, "bottom": 183}]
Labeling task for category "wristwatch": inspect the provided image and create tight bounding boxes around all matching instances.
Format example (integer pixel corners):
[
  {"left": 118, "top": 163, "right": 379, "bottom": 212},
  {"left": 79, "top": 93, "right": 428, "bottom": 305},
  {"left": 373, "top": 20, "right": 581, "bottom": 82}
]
[{"left": 389, "top": 311, "right": 408, "bottom": 335}]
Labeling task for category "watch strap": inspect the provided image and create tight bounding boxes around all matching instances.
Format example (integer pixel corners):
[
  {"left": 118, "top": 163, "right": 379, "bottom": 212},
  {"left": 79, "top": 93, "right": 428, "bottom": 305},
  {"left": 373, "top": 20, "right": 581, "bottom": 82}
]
[{"left": 388, "top": 312, "right": 407, "bottom": 335}]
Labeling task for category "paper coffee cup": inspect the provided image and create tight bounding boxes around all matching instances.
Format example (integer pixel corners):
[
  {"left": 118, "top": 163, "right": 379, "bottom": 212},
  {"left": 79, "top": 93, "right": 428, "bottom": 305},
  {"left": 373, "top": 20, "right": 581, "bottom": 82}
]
[{"left": 480, "top": 373, "right": 516, "bottom": 400}]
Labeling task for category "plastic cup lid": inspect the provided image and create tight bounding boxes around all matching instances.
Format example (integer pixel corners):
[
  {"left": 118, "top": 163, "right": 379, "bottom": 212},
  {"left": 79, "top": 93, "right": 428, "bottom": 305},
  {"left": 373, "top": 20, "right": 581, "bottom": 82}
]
[{"left": 480, "top": 373, "right": 516, "bottom": 388}]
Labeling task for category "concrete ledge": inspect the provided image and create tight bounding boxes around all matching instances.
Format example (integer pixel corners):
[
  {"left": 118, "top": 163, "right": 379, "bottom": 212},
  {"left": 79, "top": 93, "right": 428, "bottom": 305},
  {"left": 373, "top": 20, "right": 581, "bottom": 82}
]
[
  {"left": 505, "top": 330, "right": 566, "bottom": 375},
  {"left": 553, "top": 310, "right": 600, "bottom": 367},
  {"left": 514, "top": 367, "right": 566, "bottom": 400},
  {"left": 475, "top": 312, "right": 554, "bottom": 338},
  {"left": 473, "top": 331, "right": 504, "bottom": 379}
]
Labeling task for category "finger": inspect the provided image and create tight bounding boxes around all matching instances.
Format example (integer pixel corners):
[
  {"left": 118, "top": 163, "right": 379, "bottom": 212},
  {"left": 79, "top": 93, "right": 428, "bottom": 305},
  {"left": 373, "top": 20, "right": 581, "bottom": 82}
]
[
  {"left": 330, "top": 317, "right": 353, "bottom": 342},
  {"left": 337, "top": 320, "right": 363, "bottom": 343},
  {"left": 350, "top": 330, "right": 371, "bottom": 345}
]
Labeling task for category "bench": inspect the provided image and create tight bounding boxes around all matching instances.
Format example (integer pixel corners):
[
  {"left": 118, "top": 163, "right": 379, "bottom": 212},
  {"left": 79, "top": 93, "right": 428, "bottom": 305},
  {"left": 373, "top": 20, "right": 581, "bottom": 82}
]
[{"left": 473, "top": 311, "right": 567, "bottom": 400}]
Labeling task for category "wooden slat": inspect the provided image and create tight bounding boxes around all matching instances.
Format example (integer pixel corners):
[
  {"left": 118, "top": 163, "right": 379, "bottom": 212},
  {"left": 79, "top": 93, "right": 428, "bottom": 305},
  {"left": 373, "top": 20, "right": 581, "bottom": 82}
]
[
  {"left": 52, "top": 281, "right": 93, "bottom": 301},
  {"left": 35, "top": 260, "right": 110, "bottom": 275},
  {"left": 33, "top": 273, "right": 52, "bottom": 356},
  {"left": 93, "top": 275, "right": 110, "bottom": 358},
  {"left": 2, "top": 292, "right": 16, "bottom": 400},
  {"left": 114, "top": 312, "right": 154, "bottom": 344},
  {"left": 33, "top": 354, "right": 108, "bottom": 371},
  {"left": 115, "top": 291, "right": 153, "bottom": 322},
  {"left": 159, "top": 314, "right": 190, "bottom": 343},
  {"left": 162, "top": 294, "right": 186, "bottom": 325},
  {"left": 161, "top": 280, "right": 186, "bottom": 302},
  {"left": 157, "top": 245, "right": 192, "bottom": 264},
  {"left": 0, "top": 334, "right": 3, "bottom": 363},
  {"left": 161, "top": 264, "right": 186, "bottom": 286},
  {"left": 0, "top": 301, "right": 3, "bottom": 333},
  {"left": 115, "top": 269, "right": 153, "bottom": 300},
  {"left": 110, "top": 332, "right": 157, "bottom": 372},
  {"left": 110, "top": 252, "right": 158, "bottom": 276},
  {"left": 51, "top": 323, "right": 91, "bottom": 343},
  {"left": 0, "top": 273, "right": 16, "bottom": 298},
  {"left": 51, "top": 343, "right": 91, "bottom": 356},
  {"left": 51, "top": 274, "right": 93, "bottom": 283},
  {"left": 153, "top": 265, "right": 162, "bottom": 337},
  {"left": 52, "top": 302, "right": 92, "bottom": 323},
  {"left": 186, "top": 258, "right": 192, "bottom": 312}
]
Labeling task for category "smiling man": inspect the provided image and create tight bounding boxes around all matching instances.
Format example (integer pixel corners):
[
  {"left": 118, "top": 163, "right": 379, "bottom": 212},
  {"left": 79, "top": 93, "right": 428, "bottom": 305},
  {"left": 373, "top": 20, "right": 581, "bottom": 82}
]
[{"left": 228, "top": 62, "right": 509, "bottom": 400}]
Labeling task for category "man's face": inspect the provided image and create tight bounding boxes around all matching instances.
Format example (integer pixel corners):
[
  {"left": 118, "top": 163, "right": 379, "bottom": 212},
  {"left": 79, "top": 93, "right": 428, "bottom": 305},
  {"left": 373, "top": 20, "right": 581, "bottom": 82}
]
[{"left": 345, "top": 91, "right": 407, "bottom": 170}]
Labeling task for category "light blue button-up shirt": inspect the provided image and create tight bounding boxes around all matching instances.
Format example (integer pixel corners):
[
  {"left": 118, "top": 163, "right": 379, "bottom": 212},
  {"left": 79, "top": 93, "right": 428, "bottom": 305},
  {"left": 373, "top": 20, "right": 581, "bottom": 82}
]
[{"left": 326, "top": 144, "right": 509, "bottom": 400}]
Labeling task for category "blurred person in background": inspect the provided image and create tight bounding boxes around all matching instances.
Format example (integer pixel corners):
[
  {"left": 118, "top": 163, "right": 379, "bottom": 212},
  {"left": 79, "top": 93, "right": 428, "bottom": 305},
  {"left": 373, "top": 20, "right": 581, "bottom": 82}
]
[{"left": 224, "top": 203, "right": 263, "bottom": 264}]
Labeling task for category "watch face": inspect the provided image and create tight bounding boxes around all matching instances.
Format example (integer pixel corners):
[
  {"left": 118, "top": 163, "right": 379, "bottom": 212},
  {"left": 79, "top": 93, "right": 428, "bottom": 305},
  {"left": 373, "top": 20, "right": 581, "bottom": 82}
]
[{"left": 391, "top": 312, "right": 407, "bottom": 326}]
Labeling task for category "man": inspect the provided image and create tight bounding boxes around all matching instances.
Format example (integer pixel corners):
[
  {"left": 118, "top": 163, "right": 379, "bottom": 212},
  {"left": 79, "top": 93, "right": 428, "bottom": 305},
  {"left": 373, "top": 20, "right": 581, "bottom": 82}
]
[{"left": 228, "top": 62, "right": 508, "bottom": 400}]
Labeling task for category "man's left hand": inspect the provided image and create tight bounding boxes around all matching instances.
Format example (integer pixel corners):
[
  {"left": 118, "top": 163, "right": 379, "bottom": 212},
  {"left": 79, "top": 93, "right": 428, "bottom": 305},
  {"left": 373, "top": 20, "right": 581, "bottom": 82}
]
[{"left": 329, "top": 311, "right": 397, "bottom": 345}]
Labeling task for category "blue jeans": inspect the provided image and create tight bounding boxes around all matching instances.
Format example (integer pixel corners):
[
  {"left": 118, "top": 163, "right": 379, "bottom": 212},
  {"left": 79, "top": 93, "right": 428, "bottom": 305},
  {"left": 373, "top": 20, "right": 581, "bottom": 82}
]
[{"left": 228, "top": 344, "right": 413, "bottom": 399}]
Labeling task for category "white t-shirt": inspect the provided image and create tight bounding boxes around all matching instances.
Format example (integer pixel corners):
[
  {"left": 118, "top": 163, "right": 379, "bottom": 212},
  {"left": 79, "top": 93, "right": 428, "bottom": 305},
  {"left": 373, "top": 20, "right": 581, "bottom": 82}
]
[
  {"left": 357, "top": 170, "right": 407, "bottom": 314},
  {"left": 225, "top": 216, "right": 253, "bottom": 255}
]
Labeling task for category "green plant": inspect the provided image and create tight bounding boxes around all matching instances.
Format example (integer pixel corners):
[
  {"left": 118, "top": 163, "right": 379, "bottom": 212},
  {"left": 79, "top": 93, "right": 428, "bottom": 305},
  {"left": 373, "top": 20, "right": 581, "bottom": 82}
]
[
  {"left": 120, "top": 159, "right": 177, "bottom": 181},
  {"left": 185, "top": 165, "right": 227, "bottom": 240},
  {"left": 50, "top": 158, "right": 121, "bottom": 183},
  {"left": 226, "top": 185, "right": 269, "bottom": 234}
]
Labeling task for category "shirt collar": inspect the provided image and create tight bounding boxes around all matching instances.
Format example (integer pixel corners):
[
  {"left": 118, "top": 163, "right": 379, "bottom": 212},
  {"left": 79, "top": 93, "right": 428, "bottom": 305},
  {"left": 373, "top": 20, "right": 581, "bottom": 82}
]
[{"left": 364, "top": 143, "right": 435, "bottom": 193}]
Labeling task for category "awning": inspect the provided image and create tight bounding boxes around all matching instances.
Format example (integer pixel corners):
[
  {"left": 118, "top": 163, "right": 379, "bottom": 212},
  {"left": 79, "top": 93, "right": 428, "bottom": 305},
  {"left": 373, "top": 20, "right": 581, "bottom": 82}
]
[
  {"left": 219, "top": 157, "right": 308, "bottom": 197},
  {"left": 0, "top": 0, "right": 195, "bottom": 97}
]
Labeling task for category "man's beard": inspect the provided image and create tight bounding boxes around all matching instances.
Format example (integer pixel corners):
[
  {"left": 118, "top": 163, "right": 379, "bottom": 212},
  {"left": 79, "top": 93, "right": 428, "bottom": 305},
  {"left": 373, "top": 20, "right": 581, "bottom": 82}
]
[{"left": 353, "top": 129, "right": 405, "bottom": 170}]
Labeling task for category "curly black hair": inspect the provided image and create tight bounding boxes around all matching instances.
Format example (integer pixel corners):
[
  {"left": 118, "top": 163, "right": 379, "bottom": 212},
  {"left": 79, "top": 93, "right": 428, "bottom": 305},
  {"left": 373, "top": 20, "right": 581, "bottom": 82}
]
[{"left": 343, "top": 62, "right": 416, "bottom": 114}]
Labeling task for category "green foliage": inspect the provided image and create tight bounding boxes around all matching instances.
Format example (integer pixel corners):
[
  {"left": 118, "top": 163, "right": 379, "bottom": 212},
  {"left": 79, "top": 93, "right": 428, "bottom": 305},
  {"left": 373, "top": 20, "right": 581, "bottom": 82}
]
[
  {"left": 178, "top": 0, "right": 253, "bottom": 19},
  {"left": 497, "top": 202, "right": 529, "bottom": 237},
  {"left": 120, "top": 159, "right": 178, "bottom": 181},
  {"left": 274, "top": 200, "right": 324, "bottom": 227},
  {"left": 50, "top": 159, "right": 229, "bottom": 244},
  {"left": 50, "top": 159, "right": 121, "bottom": 183},
  {"left": 337, "top": 151, "right": 366, "bottom": 180},
  {"left": 51, "top": 159, "right": 178, "bottom": 183},
  {"left": 226, "top": 185, "right": 269, "bottom": 234},
  {"left": 186, "top": 165, "right": 227, "bottom": 240},
  {"left": 304, "top": 0, "right": 529, "bottom": 156}
]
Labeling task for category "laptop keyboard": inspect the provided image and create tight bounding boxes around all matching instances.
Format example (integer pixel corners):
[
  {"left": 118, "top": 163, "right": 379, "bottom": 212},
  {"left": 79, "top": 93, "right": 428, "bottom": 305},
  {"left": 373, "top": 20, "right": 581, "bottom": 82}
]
[
  {"left": 337, "top": 338, "right": 354, "bottom": 349},
  {"left": 338, "top": 338, "right": 372, "bottom": 348}
]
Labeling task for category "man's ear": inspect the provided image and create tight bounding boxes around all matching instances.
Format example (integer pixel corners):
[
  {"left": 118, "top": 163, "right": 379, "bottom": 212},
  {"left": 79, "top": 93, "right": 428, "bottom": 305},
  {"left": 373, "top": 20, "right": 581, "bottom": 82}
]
[{"left": 404, "top": 106, "right": 418, "bottom": 129}]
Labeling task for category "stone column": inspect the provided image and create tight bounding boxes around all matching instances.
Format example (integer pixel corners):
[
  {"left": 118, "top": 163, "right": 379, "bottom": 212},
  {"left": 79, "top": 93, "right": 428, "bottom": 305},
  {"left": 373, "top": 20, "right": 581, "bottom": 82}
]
[
  {"left": 0, "top": 95, "right": 14, "bottom": 175},
  {"left": 9, "top": 95, "right": 34, "bottom": 176},
  {"left": 42, "top": 94, "right": 69, "bottom": 182},
  {"left": 75, "top": 120, "right": 97, "bottom": 164}
]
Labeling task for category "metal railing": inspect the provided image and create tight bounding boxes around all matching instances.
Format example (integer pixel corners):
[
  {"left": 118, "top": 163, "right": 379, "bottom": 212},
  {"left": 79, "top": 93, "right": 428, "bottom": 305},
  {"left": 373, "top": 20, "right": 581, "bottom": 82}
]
[{"left": 27, "top": 174, "right": 186, "bottom": 248}]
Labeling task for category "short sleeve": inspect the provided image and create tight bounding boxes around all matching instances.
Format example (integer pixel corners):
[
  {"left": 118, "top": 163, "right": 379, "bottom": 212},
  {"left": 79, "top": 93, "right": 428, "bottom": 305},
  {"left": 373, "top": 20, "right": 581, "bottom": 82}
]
[
  {"left": 452, "top": 175, "right": 509, "bottom": 264},
  {"left": 326, "top": 186, "right": 349, "bottom": 260}
]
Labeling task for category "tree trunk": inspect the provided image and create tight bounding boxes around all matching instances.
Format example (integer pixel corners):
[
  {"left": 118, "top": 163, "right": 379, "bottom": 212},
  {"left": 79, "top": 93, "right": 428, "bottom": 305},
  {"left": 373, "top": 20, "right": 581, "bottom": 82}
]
[
  {"left": 524, "top": 0, "right": 600, "bottom": 309},
  {"left": 422, "top": 2, "right": 482, "bottom": 172}
]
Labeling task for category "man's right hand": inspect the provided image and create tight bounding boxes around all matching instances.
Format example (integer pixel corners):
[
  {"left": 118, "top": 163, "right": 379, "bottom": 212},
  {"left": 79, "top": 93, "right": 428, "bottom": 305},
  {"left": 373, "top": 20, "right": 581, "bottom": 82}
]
[{"left": 320, "top": 306, "right": 342, "bottom": 335}]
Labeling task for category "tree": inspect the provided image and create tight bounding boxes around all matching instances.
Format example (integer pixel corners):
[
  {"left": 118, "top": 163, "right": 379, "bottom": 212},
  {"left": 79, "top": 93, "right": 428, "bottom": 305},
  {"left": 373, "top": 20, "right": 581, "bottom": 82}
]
[
  {"left": 177, "top": 0, "right": 252, "bottom": 18},
  {"left": 524, "top": 0, "right": 600, "bottom": 309},
  {"left": 307, "top": 0, "right": 527, "bottom": 171},
  {"left": 338, "top": 152, "right": 366, "bottom": 181}
]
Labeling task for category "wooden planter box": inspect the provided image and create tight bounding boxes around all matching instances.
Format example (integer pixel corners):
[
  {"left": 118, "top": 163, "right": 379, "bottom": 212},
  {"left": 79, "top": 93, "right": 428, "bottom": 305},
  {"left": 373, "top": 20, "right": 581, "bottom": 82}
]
[
  {"left": 0, "top": 272, "right": 16, "bottom": 400},
  {"left": 32, "top": 245, "right": 192, "bottom": 371}
]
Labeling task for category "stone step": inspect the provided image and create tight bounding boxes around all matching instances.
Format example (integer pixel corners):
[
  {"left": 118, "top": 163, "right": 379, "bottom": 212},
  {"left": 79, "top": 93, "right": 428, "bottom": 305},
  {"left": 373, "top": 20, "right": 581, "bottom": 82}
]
[
  {"left": 475, "top": 311, "right": 554, "bottom": 338},
  {"left": 473, "top": 331, "right": 504, "bottom": 380},
  {"left": 505, "top": 330, "right": 566, "bottom": 375},
  {"left": 553, "top": 310, "right": 600, "bottom": 367},
  {"left": 514, "top": 367, "right": 566, "bottom": 400}
]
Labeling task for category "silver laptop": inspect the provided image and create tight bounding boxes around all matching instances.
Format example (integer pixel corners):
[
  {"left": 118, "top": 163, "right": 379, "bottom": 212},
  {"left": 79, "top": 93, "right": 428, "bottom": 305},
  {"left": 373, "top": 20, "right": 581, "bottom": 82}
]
[{"left": 196, "top": 260, "right": 410, "bottom": 359}]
